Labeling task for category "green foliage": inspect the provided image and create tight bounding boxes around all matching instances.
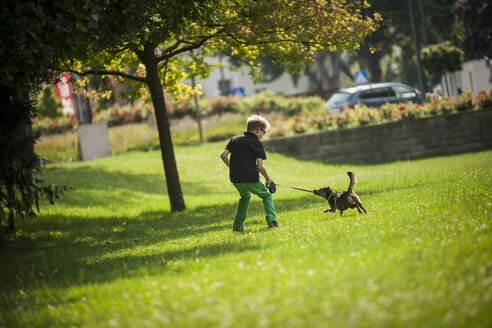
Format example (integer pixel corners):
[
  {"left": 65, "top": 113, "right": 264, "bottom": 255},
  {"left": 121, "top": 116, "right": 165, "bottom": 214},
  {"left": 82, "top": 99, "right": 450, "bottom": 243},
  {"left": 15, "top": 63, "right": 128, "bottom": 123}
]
[
  {"left": 421, "top": 41, "right": 464, "bottom": 78},
  {"left": 36, "top": 86, "right": 62, "bottom": 118},
  {"left": 454, "top": 90, "right": 475, "bottom": 112},
  {"left": 169, "top": 92, "right": 327, "bottom": 118},
  {"left": 58, "top": 0, "right": 381, "bottom": 100},
  {"left": 474, "top": 90, "right": 492, "bottom": 110},
  {"left": 453, "top": 0, "right": 492, "bottom": 60},
  {"left": 32, "top": 115, "right": 77, "bottom": 136},
  {"left": 92, "top": 104, "right": 152, "bottom": 127},
  {"left": 353, "top": 105, "right": 381, "bottom": 125},
  {"left": 0, "top": 89, "right": 69, "bottom": 242},
  {"left": 0, "top": 145, "right": 490, "bottom": 327},
  {"left": 0, "top": 1, "right": 86, "bottom": 246}
]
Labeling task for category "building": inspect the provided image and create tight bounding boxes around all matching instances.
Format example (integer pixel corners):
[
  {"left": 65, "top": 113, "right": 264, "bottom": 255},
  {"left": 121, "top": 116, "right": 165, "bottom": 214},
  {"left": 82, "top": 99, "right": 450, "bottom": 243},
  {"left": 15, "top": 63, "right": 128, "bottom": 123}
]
[{"left": 441, "top": 58, "right": 492, "bottom": 97}]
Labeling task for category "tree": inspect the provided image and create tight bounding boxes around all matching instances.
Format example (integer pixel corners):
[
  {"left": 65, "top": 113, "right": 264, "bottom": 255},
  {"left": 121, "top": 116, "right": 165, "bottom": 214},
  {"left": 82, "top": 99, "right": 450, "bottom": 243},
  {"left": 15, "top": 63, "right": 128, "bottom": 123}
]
[
  {"left": 37, "top": 86, "right": 62, "bottom": 119},
  {"left": 357, "top": 0, "right": 458, "bottom": 87},
  {"left": 55, "top": 0, "right": 381, "bottom": 212},
  {"left": 421, "top": 41, "right": 464, "bottom": 78},
  {"left": 0, "top": 1, "right": 74, "bottom": 248},
  {"left": 452, "top": 0, "right": 492, "bottom": 60}
]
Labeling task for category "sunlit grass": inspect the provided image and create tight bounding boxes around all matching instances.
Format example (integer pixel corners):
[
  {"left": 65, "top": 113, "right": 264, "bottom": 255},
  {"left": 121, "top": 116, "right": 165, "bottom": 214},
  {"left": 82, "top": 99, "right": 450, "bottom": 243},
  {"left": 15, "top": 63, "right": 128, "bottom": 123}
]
[
  {"left": 1, "top": 144, "right": 491, "bottom": 327},
  {"left": 35, "top": 114, "right": 246, "bottom": 163}
]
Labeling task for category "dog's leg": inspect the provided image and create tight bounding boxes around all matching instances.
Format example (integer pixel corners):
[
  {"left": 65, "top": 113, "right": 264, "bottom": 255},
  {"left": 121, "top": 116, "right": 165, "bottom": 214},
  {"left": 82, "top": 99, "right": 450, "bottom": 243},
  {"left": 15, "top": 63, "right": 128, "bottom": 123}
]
[
  {"left": 351, "top": 204, "right": 362, "bottom": 213},
  {"left": 352, "top": 195, "right": 367, "bottom": 213},
  {"left": 339, "top": 210, "right": 344, "bottom": 216}
]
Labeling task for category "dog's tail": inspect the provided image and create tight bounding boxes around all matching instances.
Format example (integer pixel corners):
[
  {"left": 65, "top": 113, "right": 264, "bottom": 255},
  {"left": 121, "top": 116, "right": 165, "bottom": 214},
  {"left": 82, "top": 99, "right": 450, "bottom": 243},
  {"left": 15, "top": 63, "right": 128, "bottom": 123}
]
[{"left": 347, "top": 172, "right": 357, "bottom": 192}]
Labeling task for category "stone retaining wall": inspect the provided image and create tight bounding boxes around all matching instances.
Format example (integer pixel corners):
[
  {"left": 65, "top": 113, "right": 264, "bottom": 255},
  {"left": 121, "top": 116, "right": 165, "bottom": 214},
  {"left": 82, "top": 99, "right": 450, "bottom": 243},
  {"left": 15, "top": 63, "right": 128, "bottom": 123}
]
[{"left": 263, "top": 109, "right": 492, "bottom": 163}]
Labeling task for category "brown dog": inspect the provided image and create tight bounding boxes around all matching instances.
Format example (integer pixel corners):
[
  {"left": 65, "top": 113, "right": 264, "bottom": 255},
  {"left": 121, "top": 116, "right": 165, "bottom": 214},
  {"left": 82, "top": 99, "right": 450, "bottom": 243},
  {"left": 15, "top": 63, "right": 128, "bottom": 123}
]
[{"left": 313, "top": 172, "right": 367, "bottom": 215}]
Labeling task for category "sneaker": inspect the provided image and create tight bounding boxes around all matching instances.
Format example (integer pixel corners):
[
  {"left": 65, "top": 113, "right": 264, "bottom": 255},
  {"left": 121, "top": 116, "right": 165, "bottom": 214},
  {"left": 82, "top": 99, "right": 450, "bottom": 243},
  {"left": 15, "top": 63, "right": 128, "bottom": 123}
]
[
  {"left": 232, "top": 227, "right": 243, "bottom": 232},
  {"left": 268, "top": 221, "right": 279, "bottom": 228}
]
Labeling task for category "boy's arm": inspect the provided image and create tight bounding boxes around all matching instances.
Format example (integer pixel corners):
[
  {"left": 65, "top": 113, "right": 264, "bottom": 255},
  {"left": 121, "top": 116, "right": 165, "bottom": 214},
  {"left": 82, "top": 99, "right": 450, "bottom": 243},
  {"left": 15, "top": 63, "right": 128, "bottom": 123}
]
[
  {"left": 257, "top": 158, "right": 273, "bottom": 185},
  {"left": 220, "top": 149, "right": 230, "bottom": 167}
]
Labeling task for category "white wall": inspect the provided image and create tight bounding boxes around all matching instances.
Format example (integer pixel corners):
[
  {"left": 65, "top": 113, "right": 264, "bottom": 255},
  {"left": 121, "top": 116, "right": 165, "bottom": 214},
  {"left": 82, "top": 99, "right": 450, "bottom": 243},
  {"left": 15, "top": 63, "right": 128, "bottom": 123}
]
[
  {"left": 194, "top": 57, "right": 313, "bottom": 97},
  {"left": 441, "top": 59, "right": 492, "bottom": 97}
]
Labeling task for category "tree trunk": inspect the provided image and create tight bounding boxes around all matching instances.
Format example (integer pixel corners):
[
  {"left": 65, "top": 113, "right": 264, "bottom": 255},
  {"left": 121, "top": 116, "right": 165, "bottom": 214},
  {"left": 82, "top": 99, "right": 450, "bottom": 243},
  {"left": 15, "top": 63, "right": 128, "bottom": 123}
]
[
  {"left": 0, "top": 209, "right": 7, "bottom": 250},
  {"left": 139, "top": 44, "right": 186, "bottom": 212},
  {"left": 367, "top": 52, "right": 382, "bottom": 83},
  {"left": 191, "top": 75, "right": 204, "bottom": 143},
  {"left": 358, "top": 51, "right": 382, "bottom": 83},
  {"left": 315, "top": 51, "right": 342, "bottom": 90}
]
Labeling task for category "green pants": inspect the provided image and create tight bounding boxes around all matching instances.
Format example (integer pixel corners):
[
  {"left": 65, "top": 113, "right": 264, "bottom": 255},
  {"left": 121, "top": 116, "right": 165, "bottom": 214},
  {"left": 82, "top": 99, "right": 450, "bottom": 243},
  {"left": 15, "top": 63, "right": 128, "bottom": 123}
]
[{"left": 232, "top": 180, "right": 276, "bottom": 231}]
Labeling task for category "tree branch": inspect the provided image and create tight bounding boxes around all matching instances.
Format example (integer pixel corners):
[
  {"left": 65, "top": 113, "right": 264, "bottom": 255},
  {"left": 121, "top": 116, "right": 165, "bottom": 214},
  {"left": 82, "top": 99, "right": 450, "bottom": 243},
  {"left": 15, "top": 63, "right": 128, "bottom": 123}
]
[
  {"left": 217, "top": 48, "right": 251, "bottom": 66},
  {"left": 156, "top": 28, "right": 227, "bottom": 62},
  {"left": 53, "top": 67, "right": 147, "bottom": 83}
]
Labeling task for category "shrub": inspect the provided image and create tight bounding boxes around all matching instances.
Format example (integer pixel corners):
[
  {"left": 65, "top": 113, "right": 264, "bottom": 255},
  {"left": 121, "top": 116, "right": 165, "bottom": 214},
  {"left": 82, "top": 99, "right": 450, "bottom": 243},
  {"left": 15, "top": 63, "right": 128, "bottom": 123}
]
[
  {"left": 398, "top": 103, "right": 428, "bottom": 120},
  {"left": 380, "top": 102, "right": 400, "bottom": 121},
  {"left": 167, "top": 100, "right": 194, "bottom": 119},
  {"left": 473, "top": 90, "right": 492, "bottom": 110},
  {"left": 354, "top": 105, "right": 381, "bottom": 126},
  {"left": 455, "top": 90, "right": 474, "bottom": 112},
  {"left": 93, "top": 104, "right": 152, "bottom": 127},
  {"left": 336, "top": 109, "right": 360, "bottom": 129},
  {"left": 161, "top": 91, "right": 326, "bottom": 119},
  {"left": 36, "top": 85, "right": 62, "bottom": 118},
  {"left": 33, "top": 115, "right": 77, "bottom": 135}
]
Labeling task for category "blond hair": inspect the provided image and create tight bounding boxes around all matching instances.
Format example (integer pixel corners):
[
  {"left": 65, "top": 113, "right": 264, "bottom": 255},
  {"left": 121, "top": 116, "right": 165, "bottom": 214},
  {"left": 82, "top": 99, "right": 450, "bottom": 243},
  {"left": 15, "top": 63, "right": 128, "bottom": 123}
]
[{"left": 247, "top": 115, "right": 270, "bottom": 132}]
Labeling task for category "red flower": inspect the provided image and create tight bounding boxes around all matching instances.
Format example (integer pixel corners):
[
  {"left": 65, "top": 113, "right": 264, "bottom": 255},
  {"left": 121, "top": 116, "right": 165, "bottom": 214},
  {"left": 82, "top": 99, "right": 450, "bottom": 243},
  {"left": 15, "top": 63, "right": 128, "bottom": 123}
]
[{"left": 70, "top": 113, "right": 76, "bottom": 119}]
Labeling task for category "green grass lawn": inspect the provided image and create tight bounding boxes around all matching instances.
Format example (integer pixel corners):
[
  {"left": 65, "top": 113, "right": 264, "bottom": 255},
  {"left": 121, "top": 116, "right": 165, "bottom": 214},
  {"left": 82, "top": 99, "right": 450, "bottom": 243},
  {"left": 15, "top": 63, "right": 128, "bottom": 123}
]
[{"left": 1, "top": 143, "right": 491, "bottom": 327}]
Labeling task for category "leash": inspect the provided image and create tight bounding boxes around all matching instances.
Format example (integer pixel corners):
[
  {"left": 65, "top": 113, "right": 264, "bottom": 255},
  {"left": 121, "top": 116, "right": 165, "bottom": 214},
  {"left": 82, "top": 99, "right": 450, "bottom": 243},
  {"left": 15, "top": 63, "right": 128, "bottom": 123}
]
[{"left": 276, "top": 184, "right": 314, "bottom": 194}]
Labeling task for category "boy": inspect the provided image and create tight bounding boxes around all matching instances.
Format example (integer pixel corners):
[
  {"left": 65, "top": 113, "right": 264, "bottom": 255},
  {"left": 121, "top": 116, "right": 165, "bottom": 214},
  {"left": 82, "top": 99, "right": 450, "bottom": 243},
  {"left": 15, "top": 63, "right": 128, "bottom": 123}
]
[{"left": 220, "top": 115, "right": 278, "bottom": 231}]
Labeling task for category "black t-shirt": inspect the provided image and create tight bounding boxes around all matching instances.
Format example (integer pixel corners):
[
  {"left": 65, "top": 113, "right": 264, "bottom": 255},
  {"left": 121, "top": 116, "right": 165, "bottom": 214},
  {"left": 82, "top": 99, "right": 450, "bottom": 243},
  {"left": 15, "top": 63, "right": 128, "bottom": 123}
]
[{"left": 226, "top": 131, "right": 267, "bottom": 183}]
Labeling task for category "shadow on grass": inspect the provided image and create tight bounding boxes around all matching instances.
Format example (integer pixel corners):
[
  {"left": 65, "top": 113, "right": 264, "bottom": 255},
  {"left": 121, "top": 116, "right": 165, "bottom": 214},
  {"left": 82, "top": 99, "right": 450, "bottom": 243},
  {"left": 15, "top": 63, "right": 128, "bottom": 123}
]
[{"left": 0, "top": 193, "right": 317, "bottom": 293}]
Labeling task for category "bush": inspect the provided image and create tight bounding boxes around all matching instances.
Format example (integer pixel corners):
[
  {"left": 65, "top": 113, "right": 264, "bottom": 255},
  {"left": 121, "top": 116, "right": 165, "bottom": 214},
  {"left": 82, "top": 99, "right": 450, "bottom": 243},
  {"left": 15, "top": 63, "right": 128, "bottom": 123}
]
[
  {"left": 455, "top": 90, "right": 474, "bottom": 112},
  {"left": 266, "top": 89, "right": 492, "bottom": 137},
  {"left": 380, "top": 102, "right": 400, "bottom": 121},
  {"left": 473, "top": 90, "right": 492, "bottom": 110},
  {"left": 93, "top": 104, "right": 152, "bottom": 127},
  {"left": 354, "top": 105, "right": 381, "bottom": 126},
  {"left": 398, "top": 103, "right": 428, "bottom": 120},
  {"left": 36, "top": 85, "right": 62, "bottom": 118},
  {"left": 164, "top": 91, "right": 326, "bottom": 119},
  {"left": 33, "top": 115, "right": 77, "bottom": 135}
]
